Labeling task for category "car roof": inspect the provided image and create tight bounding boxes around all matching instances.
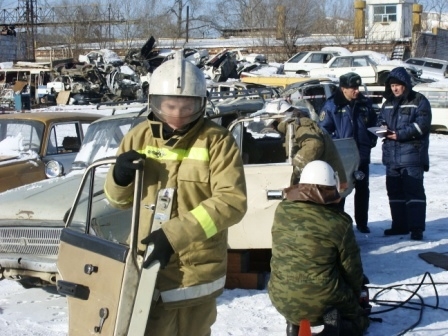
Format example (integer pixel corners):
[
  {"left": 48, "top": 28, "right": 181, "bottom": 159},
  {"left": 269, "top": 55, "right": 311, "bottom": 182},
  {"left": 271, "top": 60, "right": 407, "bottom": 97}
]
[
  {"left": 0, "top": 111, "right": 101, "bottom": 122},
  {"left": 413, "top": 82, "right": 448, "bottom": 91},
  {"left": 406, "top": 57, "right": 448, "bottom": 65},
  {"left": 90, "top": 109, "right": 149, "bottom": 124}
]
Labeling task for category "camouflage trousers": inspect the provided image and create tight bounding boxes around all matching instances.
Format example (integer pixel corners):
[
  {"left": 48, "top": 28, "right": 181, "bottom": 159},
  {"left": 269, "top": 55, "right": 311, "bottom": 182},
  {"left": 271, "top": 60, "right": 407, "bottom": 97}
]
[{"left": 268, "top": 275, "right": 369, "bottom": 336}]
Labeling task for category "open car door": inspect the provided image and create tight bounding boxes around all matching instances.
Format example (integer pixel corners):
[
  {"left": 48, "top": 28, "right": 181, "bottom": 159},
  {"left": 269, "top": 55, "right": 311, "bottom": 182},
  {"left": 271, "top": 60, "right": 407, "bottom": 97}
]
[
  {"left": 227, "top": 116, "right": 359, "bottom": 249},
  {"left": 57, "top": 158, "right": 144, "bottom": 335}
]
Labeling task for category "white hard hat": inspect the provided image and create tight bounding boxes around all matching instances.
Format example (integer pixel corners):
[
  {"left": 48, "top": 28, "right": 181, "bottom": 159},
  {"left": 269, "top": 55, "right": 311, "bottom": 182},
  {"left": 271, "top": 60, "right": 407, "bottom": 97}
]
[
  {"left": 149, "top": 50, "right": 207, "bottom": 127},
  {"left": 264, "top": 99, "right": 293, "bottom": 114},
  {"left": 300, "top": 160, "right": 339, "bottom": 188}
]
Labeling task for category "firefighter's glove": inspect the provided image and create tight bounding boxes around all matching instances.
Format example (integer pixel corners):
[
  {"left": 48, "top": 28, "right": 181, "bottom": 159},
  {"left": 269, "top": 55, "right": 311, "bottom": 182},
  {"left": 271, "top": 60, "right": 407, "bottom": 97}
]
[
  {"left": 113, "top": 150, "right": 146, "bottom": 186},
  {"left": 142, "top": 229, "right": 174, "bottom": 269}
]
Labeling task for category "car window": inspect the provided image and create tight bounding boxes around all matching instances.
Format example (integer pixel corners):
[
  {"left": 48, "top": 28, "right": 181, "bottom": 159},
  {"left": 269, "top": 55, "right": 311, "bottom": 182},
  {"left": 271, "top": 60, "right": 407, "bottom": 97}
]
[
  {"left": 47, "top": 122, "right": 82, "bottom": 155},
  {"left": 330, "top": 57, "right": 351, "bottom": 68},
  {"left": 68, "top": 165, "right": 132, "bottom": 245},
  {"left": 302, "top": 85, "right": 327, "bottom": 115},
  {"left": 0, "top": 119, "right": 44, "bottom": 153},
  {"left": 424, "top": 62, "right": 444, "bottom": 70},
  {"left": 72, "top": 116, "right": 146, "bottom": 169},
  {"left": 306, "top": 54, "right": 324, "bottom": 63},
  {"left": 232, "top": 118, "right": 287, "bottom": 165},
  {"left": 81, "top": 122, "right": 91, "bottom": 136},
  {"left": 353, "top": 57, "right": 369, "bottom": 67},
  {"left": 406, "top": 59, "right": 425, "bottom": 66},
  {"left": 287, "top": 52, "right": 307, "bottom": 63}
]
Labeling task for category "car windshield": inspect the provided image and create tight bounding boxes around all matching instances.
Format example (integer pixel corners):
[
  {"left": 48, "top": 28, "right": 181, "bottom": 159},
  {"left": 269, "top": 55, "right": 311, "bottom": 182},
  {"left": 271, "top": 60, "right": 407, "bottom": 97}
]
[
  {"left": 0, "top": 119, "right": 44, "bottom": 155},
  {"left": 71, "top": 115, "right": 146, "bottom": 170}
]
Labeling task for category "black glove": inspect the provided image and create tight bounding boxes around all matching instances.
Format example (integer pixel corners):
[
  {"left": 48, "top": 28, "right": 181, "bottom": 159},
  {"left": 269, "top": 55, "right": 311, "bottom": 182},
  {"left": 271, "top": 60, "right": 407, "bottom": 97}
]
[
  {"left": 141, "top": 229, "right": 174, "bottom": 269},
  {"left": 113, "top": 150, "right": 146, "bottom": 186}
]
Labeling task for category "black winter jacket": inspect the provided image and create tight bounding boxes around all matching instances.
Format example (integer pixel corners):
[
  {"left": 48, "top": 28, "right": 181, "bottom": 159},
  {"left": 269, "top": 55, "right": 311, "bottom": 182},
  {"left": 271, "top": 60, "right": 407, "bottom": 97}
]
[{"left": 377, "top": 67, "right": 432, "bottom": 171}]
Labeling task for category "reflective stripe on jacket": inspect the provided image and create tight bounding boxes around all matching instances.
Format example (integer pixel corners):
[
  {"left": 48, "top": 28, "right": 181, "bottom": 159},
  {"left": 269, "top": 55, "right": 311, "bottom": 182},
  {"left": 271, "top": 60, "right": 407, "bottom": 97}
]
[
  {"left": 378, "top": 67, "right": 432, "bottom": 170},
  {"left": 104, "top": 116, "right": 247, "bottom": 306}
]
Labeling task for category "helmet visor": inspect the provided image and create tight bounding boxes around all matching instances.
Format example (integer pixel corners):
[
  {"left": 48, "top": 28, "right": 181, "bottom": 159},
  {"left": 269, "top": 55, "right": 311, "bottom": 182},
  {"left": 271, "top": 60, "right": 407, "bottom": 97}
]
[{"left": 150, "top": 95, "right": 205, "bottom": 130}]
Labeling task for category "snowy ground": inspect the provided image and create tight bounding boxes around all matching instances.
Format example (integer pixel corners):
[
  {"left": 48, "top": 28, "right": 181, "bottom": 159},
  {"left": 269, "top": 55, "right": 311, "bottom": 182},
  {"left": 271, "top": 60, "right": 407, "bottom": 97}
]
[{"left": 1, "top": 133, "right": 448, "bottom": 336}]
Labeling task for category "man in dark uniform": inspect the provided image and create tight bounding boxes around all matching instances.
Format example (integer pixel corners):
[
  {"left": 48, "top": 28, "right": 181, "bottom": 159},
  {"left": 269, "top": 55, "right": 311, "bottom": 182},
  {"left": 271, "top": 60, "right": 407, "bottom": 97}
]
[
  {"left": 377, "top": 67, "right": 431, "bottom": 241},
  {"left": 318, "top": 72, "right": 378, "bottom": 233}
]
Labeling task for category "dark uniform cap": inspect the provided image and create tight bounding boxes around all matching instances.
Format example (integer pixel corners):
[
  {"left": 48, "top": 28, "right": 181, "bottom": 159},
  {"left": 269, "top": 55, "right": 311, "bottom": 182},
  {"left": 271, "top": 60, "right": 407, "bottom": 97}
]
[{"left": 339, "top": 72, "right": 362, "bottom": 88}]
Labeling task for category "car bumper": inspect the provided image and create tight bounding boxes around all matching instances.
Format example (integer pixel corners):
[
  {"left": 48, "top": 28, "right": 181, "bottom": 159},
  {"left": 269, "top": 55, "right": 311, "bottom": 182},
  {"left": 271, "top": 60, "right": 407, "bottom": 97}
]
[{"left": 0, "top": 253, "right": 57, "bottom": 273}]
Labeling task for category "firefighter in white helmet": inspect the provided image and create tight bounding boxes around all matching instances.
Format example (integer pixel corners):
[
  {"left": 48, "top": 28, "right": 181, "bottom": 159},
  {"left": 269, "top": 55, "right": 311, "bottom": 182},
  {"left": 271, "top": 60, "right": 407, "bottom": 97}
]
[{"left": 104, "top": 51, "right": 247, "bottom": 336}]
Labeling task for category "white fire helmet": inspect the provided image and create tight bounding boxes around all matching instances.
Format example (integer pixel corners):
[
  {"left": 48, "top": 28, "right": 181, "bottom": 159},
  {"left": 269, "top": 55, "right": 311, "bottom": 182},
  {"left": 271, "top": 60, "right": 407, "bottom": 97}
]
[
  {"left": 300, "top": 160, "right": 340, "bottom": 190},
  {"left": 148, "top": 50, "right": 207, "bottom": 128},
  {"left": 264, "top": 99, "right": 294, "bottom": 114}
]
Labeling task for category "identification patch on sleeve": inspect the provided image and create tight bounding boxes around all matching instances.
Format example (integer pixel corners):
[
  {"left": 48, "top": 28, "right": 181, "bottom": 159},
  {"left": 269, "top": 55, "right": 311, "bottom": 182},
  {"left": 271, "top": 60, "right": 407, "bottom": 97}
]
[{"left": 319, "top": 111, "right": 326, "bottom": 121}]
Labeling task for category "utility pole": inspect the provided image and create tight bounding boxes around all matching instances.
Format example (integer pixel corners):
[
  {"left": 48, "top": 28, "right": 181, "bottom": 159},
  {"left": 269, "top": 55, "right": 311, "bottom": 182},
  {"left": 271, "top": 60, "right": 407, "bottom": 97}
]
[
  {"left": 186, "top": 6, "right": 189, "bottom": 42},
  {"left": 21, "top": 0, "right": 37, "bottom": 61}
]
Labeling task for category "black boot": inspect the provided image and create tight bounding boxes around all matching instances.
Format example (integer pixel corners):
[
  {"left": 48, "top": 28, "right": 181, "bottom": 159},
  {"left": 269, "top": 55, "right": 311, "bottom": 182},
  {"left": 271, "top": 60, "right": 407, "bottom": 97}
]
[
  {"left": 286, "top": 321, "right": 299, "bottom": 336},
  {"left": 317, "top": 307, "right": 340, "bottom": 336}
]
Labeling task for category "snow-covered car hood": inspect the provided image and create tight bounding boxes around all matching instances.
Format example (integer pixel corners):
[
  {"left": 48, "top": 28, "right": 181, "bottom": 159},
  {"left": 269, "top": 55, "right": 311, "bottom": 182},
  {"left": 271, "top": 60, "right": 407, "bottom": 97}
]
[{"left": 0, "top": 170, "right": 105, "bottom": 222}]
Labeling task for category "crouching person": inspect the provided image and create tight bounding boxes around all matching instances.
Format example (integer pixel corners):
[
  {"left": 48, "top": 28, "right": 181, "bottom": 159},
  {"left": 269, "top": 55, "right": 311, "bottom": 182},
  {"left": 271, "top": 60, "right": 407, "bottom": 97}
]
[{"left": 268, "top": 160, "right": 369, "bottom": 336}]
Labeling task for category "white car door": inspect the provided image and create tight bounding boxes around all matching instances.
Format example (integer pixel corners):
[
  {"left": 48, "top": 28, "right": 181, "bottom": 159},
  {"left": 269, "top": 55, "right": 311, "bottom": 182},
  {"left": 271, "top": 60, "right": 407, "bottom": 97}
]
[
  {"left": 228, "top": 117, "right": 292, "bottom": 249},
  {"left": 351, "top": 56, "right": 376, "bottom": 84}
]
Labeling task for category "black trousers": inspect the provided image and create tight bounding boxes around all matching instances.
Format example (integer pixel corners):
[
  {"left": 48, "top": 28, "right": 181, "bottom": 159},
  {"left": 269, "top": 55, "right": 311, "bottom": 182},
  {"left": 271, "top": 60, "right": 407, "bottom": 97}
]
[
  {"left": 386, "top": 166, "right": 426, "bottom": 232},
  {"left": 339, "top": 162, "right": 370, "bottom": 227}
]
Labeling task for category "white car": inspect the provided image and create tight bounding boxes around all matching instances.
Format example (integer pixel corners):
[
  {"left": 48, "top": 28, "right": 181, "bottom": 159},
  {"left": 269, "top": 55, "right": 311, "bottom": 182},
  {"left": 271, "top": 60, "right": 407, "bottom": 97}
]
[
  {"left": 283, "top": 51, "right": 340, "bottom": 75},
  {"left": 413, "top": 81, "right": 448, "bottom": 132},
  {"left": 309, "top": 55, "right": 422, "bottom": 85},
  {"left": 404, "top": 57, "right": 448, "bottom": 81}
]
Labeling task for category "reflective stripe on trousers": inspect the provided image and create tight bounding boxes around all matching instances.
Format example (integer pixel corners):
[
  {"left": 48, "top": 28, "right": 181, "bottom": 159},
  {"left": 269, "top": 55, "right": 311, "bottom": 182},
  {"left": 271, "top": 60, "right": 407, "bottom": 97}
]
[{"left": 161, "top": 276, "right": 226, "bottom": 303}]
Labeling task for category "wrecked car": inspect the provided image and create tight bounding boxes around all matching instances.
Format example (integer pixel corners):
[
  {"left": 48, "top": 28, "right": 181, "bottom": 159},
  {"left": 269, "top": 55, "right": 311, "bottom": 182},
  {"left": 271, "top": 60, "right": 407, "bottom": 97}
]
[
  {"left": 0, "top": 109, "right": 148, "bottom": 287},
  {"left": 0, "top": 111, "right": 100, "bottom": 193},
  {"left": 309, "top": 54, "right": 423, "bottom": 85}
]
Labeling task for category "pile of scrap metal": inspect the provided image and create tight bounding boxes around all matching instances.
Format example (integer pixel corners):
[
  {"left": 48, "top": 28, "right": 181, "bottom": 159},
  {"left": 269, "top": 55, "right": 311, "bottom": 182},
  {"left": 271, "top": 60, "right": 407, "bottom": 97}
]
[
  {"left": 125, "top": 36, "right": 210, "bottom": 95},
  {"left": 47, "top": 49, "right": 143, "bottom": 105},
  {"left": 1, "top": 36, "right": 271, "bottom": 108},
  {"left": 206, "top": 81, "right": 280, "bottom": 127},
  {"left": 202, "top": 48, "right": 269, "bottom": 82}
]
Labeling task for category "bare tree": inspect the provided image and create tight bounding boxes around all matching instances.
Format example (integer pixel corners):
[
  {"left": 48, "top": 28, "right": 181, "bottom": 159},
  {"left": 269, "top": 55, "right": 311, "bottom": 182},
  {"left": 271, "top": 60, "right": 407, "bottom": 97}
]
[{"left": 421, "top": 0, "right": 448, "bottom": 30}]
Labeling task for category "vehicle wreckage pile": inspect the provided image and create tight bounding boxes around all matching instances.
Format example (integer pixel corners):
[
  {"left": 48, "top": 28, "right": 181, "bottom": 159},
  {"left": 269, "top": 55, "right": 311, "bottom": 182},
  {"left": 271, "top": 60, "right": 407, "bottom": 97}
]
[{"left": 0, "top": 36, "right": 270, "bottom": 109}]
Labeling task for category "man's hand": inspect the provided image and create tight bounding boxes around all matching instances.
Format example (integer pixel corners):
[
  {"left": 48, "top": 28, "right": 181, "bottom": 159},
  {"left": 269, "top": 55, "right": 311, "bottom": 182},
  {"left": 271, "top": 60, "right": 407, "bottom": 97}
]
[
  {"left": 141, "top": 229, "right": 175, "bottom": 269},
  {"left": 113, "top": 150, "right": 146, "bottom": 186},
  {"left": 386, "top": 130, "right": 397, "bottom": 140}
]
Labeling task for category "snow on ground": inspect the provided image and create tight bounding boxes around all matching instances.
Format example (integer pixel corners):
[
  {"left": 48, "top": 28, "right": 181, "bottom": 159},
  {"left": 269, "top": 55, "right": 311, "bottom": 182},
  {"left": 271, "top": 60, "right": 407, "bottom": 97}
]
[{"left": 1, "top": 134, "right": 448, "bottom": 335}]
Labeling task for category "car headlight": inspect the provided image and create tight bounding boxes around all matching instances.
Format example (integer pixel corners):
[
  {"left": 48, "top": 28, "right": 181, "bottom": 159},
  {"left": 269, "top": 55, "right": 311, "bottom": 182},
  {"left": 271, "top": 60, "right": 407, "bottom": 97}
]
[{"left": 45, "top": 160, "right": 64, "bottom": 178}]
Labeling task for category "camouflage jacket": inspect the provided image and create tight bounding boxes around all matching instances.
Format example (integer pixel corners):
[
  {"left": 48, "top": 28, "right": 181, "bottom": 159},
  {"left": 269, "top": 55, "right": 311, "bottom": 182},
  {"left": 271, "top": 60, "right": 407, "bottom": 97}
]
[
  {"left": 268, "top": 199, "right": 365, "bottom": 325},
  {"left": 277, "top": 117, "right": 347, "bottom": 186}
]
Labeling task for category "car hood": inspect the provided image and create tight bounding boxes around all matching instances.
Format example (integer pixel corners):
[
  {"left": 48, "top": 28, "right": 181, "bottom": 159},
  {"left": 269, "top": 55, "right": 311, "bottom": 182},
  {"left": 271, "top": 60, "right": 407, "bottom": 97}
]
[
  {"left": 0, "top": 171, "right": 105, "bottom": 222},
  {"left": 0, "top": 151, "right": 39, "bottom": 166}
]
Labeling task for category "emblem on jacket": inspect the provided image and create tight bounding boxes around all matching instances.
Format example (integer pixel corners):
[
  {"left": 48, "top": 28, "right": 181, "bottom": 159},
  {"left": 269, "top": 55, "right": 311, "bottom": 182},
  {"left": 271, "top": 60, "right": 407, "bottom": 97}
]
[
  {"left": 147, "top": 149, "right": 164, "bottom": 158},
  {"left": 319, "top": 111, "right": 326, "bottom": 121}
]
